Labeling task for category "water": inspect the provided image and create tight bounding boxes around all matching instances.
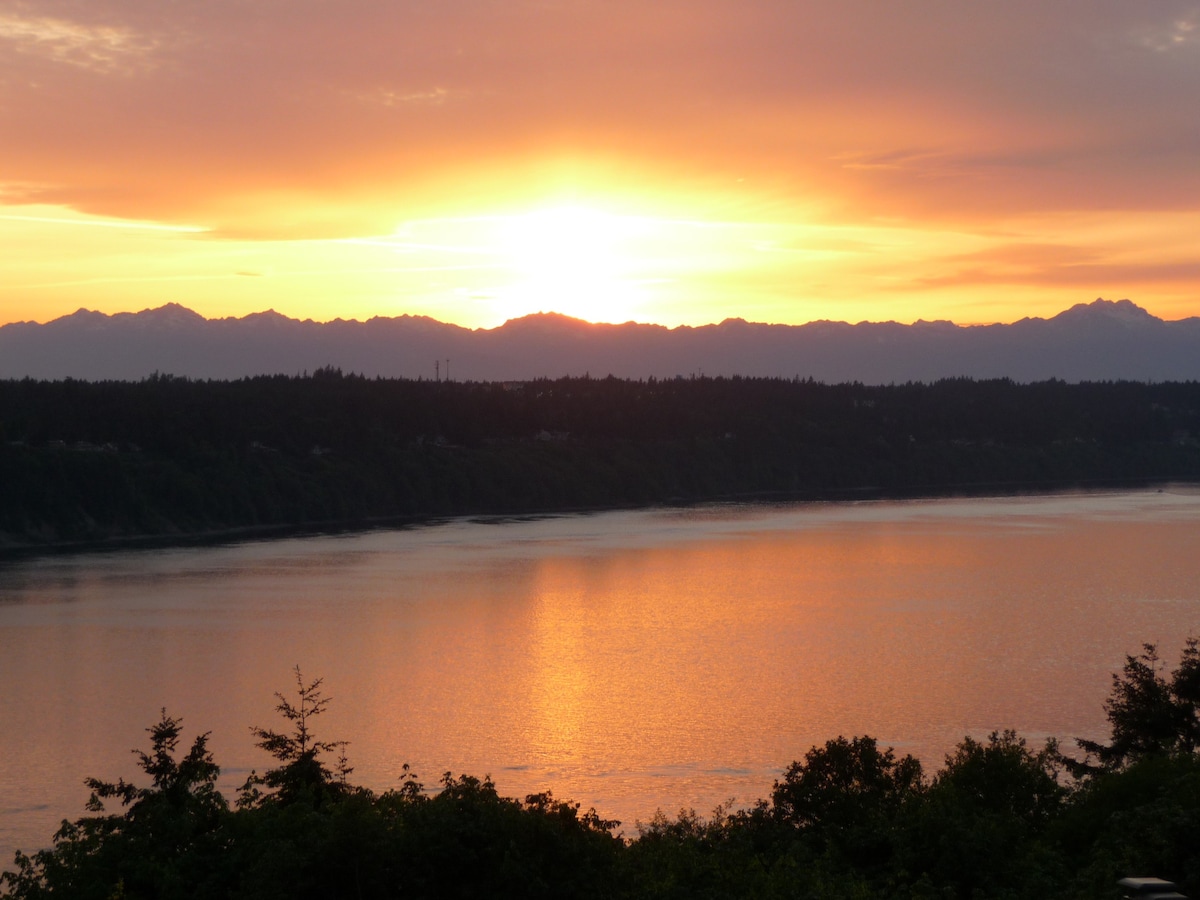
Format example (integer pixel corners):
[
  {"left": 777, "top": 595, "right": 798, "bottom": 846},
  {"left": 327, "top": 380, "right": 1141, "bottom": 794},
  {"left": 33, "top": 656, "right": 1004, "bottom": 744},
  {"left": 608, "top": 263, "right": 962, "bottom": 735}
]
[{"left": 2, "top": 489, "right": 1200, "bottom": 861}]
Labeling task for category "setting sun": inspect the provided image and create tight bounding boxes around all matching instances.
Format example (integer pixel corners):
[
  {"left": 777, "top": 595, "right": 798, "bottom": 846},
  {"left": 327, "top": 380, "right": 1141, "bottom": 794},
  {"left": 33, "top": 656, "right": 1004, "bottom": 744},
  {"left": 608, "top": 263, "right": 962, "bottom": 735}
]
[{"left": 492, "top": 205, "right": 658, "bottom": 324}]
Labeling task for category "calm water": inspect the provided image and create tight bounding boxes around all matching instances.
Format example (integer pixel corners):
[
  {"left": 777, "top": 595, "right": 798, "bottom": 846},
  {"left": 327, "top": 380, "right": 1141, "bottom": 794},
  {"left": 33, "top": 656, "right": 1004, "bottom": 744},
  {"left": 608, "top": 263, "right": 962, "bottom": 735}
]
[{"left": 3, "top": 489, "right": 1200, "bottom": 860}]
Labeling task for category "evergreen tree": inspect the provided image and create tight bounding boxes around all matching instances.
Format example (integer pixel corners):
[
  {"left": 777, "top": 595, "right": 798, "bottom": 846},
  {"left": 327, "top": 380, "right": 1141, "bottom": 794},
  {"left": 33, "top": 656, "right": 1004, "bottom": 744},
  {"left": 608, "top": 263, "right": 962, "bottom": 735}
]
[
  {"left": 239, "top": 667, "right": 351, "bottom": 809},
  {"left": 1071, "top": 639, "right": 1200, "bottom": 775}
]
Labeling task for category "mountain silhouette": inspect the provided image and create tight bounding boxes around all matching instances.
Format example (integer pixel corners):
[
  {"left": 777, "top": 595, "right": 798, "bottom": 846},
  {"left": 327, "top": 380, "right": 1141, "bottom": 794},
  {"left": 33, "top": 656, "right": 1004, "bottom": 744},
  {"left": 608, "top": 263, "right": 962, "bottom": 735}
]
[{"left": 2, "top": 298, "right": 1199, "bottom": 383}]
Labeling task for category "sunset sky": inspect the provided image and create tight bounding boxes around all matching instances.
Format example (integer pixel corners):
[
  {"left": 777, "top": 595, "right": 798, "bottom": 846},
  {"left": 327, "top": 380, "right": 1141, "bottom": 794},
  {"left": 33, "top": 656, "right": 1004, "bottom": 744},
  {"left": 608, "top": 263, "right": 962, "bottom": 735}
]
[{"left": 2, "top": 0, "right": 1198, "bottom": 329}]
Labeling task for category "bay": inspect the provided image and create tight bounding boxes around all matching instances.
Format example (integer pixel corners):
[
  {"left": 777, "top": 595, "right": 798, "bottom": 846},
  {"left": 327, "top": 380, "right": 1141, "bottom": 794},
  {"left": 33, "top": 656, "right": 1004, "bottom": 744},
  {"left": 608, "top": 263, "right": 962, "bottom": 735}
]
[{"left": 2, "top": 488, "right": 1200, "bottom": 862}]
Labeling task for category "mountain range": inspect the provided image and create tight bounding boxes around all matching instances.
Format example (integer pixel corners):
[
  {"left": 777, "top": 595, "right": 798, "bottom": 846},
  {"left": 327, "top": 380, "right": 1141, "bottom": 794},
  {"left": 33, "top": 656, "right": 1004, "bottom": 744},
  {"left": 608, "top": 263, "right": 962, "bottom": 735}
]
[{"left": 2, "top": 298, "right": 1198, "bottom": 383}]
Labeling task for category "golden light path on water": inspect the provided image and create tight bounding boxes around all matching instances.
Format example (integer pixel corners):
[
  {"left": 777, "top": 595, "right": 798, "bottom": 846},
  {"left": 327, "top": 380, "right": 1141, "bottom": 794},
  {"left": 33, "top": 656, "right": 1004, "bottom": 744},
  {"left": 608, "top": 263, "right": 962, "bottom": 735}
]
[{"left": 2, "top": 489, "right": 1200, "bottom": 860}]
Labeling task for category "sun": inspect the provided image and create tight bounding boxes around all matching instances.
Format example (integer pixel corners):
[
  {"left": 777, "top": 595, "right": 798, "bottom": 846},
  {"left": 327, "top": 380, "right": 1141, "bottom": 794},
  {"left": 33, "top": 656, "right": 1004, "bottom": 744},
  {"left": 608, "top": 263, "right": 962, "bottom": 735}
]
[{"left": 491, "top": 205, "right": 659, "bottom": 324}]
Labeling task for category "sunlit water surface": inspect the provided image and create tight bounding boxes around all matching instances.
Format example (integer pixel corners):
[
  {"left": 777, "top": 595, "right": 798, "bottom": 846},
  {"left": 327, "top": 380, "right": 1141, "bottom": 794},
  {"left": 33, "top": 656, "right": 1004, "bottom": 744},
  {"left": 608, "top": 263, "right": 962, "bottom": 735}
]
[{"left": 3, "top": 489, "right": 1200, "bottom": 860}]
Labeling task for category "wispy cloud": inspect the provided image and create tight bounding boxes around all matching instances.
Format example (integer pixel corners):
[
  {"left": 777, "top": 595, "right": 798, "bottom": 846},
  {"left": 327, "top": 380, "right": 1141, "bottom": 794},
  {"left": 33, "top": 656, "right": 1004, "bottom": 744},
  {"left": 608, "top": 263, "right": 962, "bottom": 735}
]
[
  {"left": 0, "top": 180, "right": 53, "bottom": 202},
  {"left": 0, "top": 212, "right": 204, "bottom": 233},
  {"left": 913, "top": 261, "right": 1200, "bottom": 291},
  {"left": 0, "top": 13, "right": 159, "bottom": 74},
  {"left": 377, "top": 87, "right": 457, "bottom": 107},
  {"left": 834, "top": 149, "right": 944, "bottom": 172},
  {"left": 1135, "top": 11, "right": 1199, "bottom": 53}
]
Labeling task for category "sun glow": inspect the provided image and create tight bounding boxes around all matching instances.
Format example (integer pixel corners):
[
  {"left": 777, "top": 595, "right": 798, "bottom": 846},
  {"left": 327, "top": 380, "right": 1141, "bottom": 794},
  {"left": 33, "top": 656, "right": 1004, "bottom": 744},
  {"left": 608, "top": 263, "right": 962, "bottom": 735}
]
[
  {"left": 6, "top": 195, "right": 1200, "bottom": 331},
  {"left": 490, "top": 205, "right": 661, "bottom": 324}
]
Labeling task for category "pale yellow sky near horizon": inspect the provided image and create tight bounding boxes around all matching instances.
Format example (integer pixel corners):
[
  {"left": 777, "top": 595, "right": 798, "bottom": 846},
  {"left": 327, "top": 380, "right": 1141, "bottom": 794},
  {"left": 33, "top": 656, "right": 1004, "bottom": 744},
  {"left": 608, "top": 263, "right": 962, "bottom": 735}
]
[{"left": 2, "top": 1, "right": 1198, "bottom": 329}]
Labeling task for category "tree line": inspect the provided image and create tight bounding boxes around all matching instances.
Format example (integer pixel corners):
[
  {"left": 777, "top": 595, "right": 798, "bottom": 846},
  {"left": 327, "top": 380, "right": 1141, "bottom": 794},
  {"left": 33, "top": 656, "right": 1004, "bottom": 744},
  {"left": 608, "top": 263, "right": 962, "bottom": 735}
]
[
  {"left": 3, "top": 373, "right": 1200, "bottom": 547},
  {"left": 3, "top": 640, "right": 1199, "bottom": 899}
]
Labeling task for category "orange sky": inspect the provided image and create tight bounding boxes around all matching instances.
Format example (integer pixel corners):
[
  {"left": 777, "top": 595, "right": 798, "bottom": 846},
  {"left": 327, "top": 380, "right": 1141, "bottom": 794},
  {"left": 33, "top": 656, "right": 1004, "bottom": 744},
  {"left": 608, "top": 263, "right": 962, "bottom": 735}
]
[{"left": 1, "top": 1, "right": 1198, "bottom": 328}]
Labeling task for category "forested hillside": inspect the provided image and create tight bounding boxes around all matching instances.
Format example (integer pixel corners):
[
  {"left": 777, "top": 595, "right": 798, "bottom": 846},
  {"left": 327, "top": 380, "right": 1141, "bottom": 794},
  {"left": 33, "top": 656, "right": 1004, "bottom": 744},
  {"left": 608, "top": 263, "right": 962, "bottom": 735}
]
[{"left": 4, "top": 372, "right": 1200, "bottom": 549}]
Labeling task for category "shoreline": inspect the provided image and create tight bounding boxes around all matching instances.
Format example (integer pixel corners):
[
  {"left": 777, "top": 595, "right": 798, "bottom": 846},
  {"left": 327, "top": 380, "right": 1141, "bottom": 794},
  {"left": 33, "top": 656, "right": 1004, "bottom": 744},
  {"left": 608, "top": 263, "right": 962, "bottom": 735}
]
[{"left": 2, "top": 475, "right": 1189, "bottom": 562}]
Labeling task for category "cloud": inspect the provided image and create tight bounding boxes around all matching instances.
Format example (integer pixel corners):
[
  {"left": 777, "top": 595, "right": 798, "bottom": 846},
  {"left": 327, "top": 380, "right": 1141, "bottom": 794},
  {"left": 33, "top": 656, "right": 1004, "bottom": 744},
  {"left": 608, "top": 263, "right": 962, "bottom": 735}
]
[
  {"left": 0, "top": 180, "right": 55, "bottom": 202},
  {"left": 338, "top": 84, "right": 480, "bottom": 120},
  {"left": 378, "top": 87, "right": 450, "bottom": 107},
  {"left": 0, "top": 0, "right": 1198, "bottom": 237},
  {"left": 908, "top": 239, "right": 1200, "bottom": 292},
  {"left": 834, "top": 149, "right": 946, "bottom": 173},
  {"left": 913, "top": 261, "right": 1200, "bottom": 291},
  {"left": 1135, "top": 11, "right": 1200, "bottom": 53},
  {"left": 0, "top": 11, "right": 159, "bottom": 75}
]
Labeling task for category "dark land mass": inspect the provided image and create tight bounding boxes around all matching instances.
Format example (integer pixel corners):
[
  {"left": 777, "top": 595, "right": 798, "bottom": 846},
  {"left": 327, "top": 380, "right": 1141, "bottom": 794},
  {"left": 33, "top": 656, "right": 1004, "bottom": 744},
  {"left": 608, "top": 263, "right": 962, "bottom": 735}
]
[
  {"left": 5, "top": 297, "right": 1200, "bottom": 383},
  {"left": 3, "top": 373, "right": 1200, "bottom": 553}
]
